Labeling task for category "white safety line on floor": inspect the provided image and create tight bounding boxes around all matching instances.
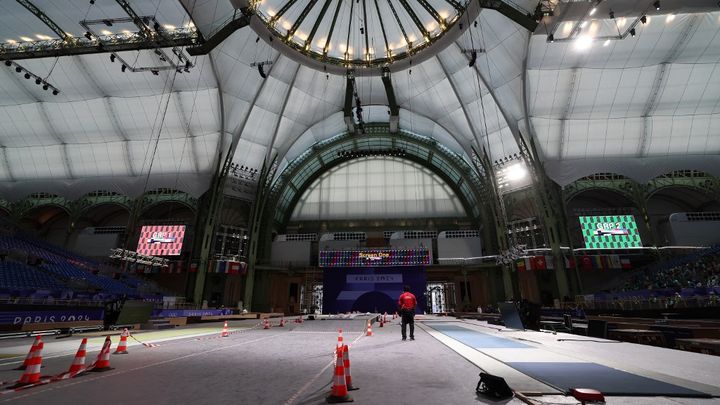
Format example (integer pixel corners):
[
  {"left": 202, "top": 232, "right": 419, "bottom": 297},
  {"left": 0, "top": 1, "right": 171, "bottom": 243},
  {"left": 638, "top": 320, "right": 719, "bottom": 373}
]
[
  {"left": 0, "top": 333, "right": 285, "bottom": 403},
  {"left": 0, "top": 328, "right": 249, "bottom": 367},
  {"left": 283, "top": 330, "right": 366, "bottom": 405}
]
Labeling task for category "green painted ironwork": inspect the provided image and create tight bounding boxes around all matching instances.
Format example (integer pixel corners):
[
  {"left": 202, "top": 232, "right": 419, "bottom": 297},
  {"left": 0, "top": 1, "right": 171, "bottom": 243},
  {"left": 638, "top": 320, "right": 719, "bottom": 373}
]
[{"left": 266, "top": 124, "right": 490, "bottom": 229}]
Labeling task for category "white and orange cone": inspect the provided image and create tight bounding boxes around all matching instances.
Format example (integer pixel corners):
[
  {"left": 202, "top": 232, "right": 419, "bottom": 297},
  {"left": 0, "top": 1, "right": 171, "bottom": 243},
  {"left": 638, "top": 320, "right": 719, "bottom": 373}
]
[
  {"left": 221, "top": 321, "right": 229, "bottom": 337},
  {"left": 15, "top": 336, "right": 42, "bottom": 370},
  {"left": 68, "top": 338, "right": 88, "bottom": 373},
  {"left": 379, "top": 318, "right": 384, "bottom": 328},
  {"left": 90, "top": 336, "right": 112, "bottom": 372},
  {"left": 337, "top": 329, "right": 344, "bottom": 348},
  {"left": 114, "top": 329, "right": 129, "bottom": 354},
  {"left": 383, "top": 312, "right": 388, "bottom": 323},
  {"left": 263, "top": 319, "right": 270, "bottom": 329},
  {"left": 327, "top": 346, "right": 353, "bottom": 403},
  {"left": 279, "top": 317, "right": 285, "bottom": 327},
  {"left": 17, "top": 341, "right": 43, "bottom": 385},
  {"left": 366, "top": 320, "right": 373, "bottom": 337},
  {"left": 343, "top": 345, "right": 358, "bottom": 391}
]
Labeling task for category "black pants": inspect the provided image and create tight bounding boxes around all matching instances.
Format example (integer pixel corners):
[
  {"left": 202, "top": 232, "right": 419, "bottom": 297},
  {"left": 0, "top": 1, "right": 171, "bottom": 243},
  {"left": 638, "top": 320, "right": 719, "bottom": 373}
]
[{"left": 401, "top": 309, "right": 415, "bottom": 339}]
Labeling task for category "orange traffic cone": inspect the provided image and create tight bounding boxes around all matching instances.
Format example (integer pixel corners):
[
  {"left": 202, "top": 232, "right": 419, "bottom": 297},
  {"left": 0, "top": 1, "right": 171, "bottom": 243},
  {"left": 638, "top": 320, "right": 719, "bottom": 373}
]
[
  {"left": 221, "top": 321, "right": 229, "bottom": 337},
  {"left": 327, "top": 346, "right": 353, "bottom": 403},
  {"left": 68, "top": 338, "right": 88, "bottom": 373},
  {"left": 297, "top": 316, "right": 303, "bottom": 324},
  {"left": 279, "top": 317, "right": 285, "bottom": 327},
  {"left": 263, "top": 319, "right": 270, "bottom": 329},
  {"left": 379, "top": 318, "right": 384, "bottom": 328},
  {"left": 17, "top": 341, "right": 43, "bottom": 385},
  {"left": 343, "top": 345, "right": 358, "bottom": 391},
  {"left": 114, "top": 329, "right": 129, "bottom": 354},
  {"left": 366, "top": 320, "right": 373, "bottom": 337},
  {"left": 337, "top": 329, "right": 343, "bottom": 347},
  {"left": 90, "top": 336, "right": 112, "bottom": 372},
  {"left": 14, "top": 336, "right": 42, "bottom": 370}
]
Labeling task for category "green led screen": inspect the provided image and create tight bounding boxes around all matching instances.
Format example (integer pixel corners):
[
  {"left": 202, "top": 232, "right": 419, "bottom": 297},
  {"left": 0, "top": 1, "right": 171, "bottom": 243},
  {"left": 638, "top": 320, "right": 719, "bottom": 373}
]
[{"left": 579, "top": 215, "right": 642, "bottom": 249}]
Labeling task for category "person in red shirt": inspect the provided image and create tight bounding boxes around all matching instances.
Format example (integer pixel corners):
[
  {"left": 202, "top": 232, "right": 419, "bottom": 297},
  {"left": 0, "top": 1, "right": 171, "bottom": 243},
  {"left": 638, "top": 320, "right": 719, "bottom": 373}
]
[{"left": 398, "top": 285, "right": 417, "bottom": 340}]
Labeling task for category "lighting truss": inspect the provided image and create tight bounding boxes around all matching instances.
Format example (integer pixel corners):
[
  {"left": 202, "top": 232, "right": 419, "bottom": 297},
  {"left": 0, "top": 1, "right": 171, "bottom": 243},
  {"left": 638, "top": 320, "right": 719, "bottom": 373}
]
[
  {"left": 109, "top": 248, "right": 169, "bottom": 267},
  {"left": 0, "top": 20, "right": 198, "bottom": 61},
  {"left": 81, "top": 16, "right": 194, "bottom": 73},
  {"left": 4, "top": 60, "right": 60, "bottom": 94}
]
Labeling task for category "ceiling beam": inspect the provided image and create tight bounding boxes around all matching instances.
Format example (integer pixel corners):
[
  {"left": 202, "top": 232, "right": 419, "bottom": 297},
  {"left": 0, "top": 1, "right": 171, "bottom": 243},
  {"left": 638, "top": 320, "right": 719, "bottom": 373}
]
[
  {"left": 415, "top": 0, "right": 445, "bottom": 27},
  {"left": 305, "top": 0, "right": 333, "bottom": 50},
  {"left": 372, "top": 0, "right": 391, "bottom": 58},
  {"left": 386, "top": 0, "right": 412, "bottom": 50},
  {"left": 322, "top": 0, "right": 344, "bottom": 56},
  {"left": 186, "top": 15, "right": 249, "bottom": 56},
  {"left": 478, "top": 0, "right": 538, "bottom": 32},
  {"left": 287, "top": 0, "right": 319, "bottom": 39},
  {"left": 381, "top": 73, "right": 399, "bottom": 133},
  {"left": 16, "top": 0, "right": 70, "bottom": 41},
  {"left": 344, "top": 77, "right": 355, "bottom": 133},
  {"left": 1, "top": 30, "right": 199, "bottom": 61},
  {"left": 397, "top": 0, "right": 430, "bottom": 42}
]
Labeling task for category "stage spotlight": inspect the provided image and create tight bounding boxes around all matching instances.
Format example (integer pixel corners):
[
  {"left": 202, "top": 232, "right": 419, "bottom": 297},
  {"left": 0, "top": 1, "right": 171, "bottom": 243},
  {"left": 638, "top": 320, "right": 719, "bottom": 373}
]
[
  {"left": 630, "top": 28, "right": 636, "bottom": 37},
  {"left": 35, "top": 78, "right": 41, "bottom": 85},
  {"left": 547, "top": 34, "right": 554, "bottom": 43},
  {"left": 110, "top": 54, "right": 116, "bottom": 62},
  {"left": 52, "top": 89, "right": 59, "bottom": 95},
  {"left": 42, "top": 84, "right": 49, "bottom": 91},
  {"left": 84, "top": 31, "right": 93, "bottom": 40},
  {"left": 4, "top": 61, "right": 11, "bottom": 67},
  {"left": 151, "top": 70, "right": 159, "bottom": 76},
  {"left": 468, "top": 50, "right": 477, "bottom": 67},
  {"left": 15, "top": 66, "right": 22, "bottom": 73},
  {"left": 24, "top": 73, "right": 30, "bottom": 79},
  {"left": 258, "top": 64, "right": 267, "bottom": 78},
  {"left": 89, "top": 0, "right": 95, "bottom": 4},
  {"left": 640, "top": 15, "right": 647, "bottom": 24},
  {"left": 654, "top": 1, "right": 660, "bottom": 10},
  {"left": 103, "top": 19, "right": 113, "bottom": 27},
  {"left": 121, "top": 64, "right": 127, "bottom": 72},
  {"left": 609, "top": 10, "right": 615, "bottom": 19}
]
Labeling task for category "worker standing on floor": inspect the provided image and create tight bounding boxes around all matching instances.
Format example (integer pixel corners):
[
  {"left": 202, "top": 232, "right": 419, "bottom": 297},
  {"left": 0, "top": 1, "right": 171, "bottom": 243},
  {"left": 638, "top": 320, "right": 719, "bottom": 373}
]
[{"left": 398, "top": 285, "right": 417, "bottom": 341}]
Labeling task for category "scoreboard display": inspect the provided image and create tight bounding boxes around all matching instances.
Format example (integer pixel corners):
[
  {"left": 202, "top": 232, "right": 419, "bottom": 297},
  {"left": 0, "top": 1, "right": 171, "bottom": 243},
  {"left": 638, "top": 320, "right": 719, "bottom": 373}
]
[
  {"left": 579, "top": 215, "right": 642, "bottom": 249},
  {"left": 136, "top": 225, "right": 186, "bottom": 256},
  {"left": 319, "top": 249, "right": 430, "bottom": 267}
]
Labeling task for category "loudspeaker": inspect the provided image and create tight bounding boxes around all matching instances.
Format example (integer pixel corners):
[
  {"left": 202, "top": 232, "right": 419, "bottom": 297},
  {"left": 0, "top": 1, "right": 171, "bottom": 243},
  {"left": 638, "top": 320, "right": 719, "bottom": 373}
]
[
  {"left": 476, "top": 372, "right": 513, "bottom": 399},
  {"left": 587, "top": 319, "right": 608, "bottom": 339}
]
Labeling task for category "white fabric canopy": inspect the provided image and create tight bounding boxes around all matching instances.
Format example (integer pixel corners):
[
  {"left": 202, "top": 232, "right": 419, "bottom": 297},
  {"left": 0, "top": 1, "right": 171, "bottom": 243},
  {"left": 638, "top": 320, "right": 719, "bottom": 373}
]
[{"left": 0, "top": 0, "right": 717, "bottom": 201}]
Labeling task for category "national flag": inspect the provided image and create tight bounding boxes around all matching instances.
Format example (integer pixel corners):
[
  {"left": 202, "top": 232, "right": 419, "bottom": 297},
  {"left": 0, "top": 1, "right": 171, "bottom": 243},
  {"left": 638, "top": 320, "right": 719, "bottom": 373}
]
[
  {"left": 189, "top": 262, "right": 198, "bottom": 273},
  {"left": 228, "top": 261, "right": 240, "bottom": 275},
  {"left": 564, "top": 256, "right": 576, "bottom": 269},
  {"left": 516, "top": 259, "right": 526, "bottom": 272},
  {"left": 620, "top": 257, "right": 632, "bottom": 269},
  {"left": 608, "top": 255, "right": 621, "bottom": 269},
  {"left": 531, "top": 256, "right": 547, "bottom": 270},
  {"left": 545, "top": 255, "right": 555, "bottom": 270},
  {"left": 592, "top": 256, "right": 604, "bottom": 270},
  {"left": 580, "top": 256, "right": 593, "bottom": 271},
  {"left": 216, "top": 261, "right": 227, "bottom": 274},
  {"left": 239, "top": 262, "right": 248, "bottom": 275}
]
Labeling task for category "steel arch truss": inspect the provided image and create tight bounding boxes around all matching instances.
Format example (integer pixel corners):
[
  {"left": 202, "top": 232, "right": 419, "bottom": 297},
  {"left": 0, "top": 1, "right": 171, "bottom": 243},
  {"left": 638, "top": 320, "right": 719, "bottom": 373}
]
[{"left": 266, "top": 124, "right": 492, "bottom": 230}]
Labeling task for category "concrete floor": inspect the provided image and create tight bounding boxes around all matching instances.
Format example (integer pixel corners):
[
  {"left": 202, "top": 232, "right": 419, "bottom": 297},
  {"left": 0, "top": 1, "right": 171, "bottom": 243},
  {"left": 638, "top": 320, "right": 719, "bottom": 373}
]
[{"left": 0, "top": 316, "right": 717, "bottom": 405}]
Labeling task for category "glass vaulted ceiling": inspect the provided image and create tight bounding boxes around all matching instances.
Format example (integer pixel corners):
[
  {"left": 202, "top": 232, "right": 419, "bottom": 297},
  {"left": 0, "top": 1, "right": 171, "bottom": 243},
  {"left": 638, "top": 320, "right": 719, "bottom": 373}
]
[{"left": 250, "top": 0, "right": 472, "bottom": 72}]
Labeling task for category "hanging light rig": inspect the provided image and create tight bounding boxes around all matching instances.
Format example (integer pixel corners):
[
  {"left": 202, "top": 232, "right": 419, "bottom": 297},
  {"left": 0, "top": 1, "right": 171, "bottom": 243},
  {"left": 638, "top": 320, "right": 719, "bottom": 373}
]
[{"left": 3, "top": 60, "right": 60, "bottom": 95}]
